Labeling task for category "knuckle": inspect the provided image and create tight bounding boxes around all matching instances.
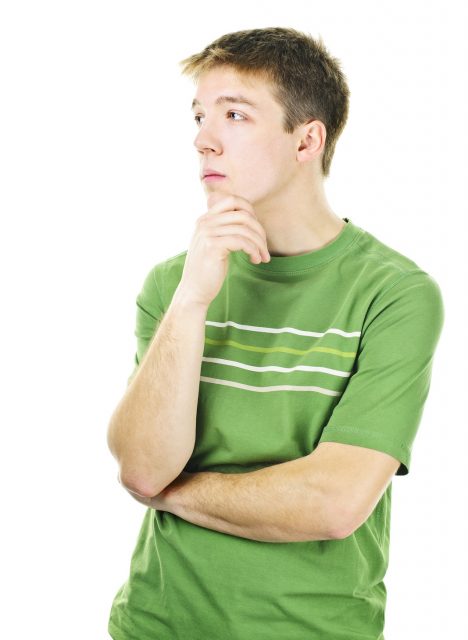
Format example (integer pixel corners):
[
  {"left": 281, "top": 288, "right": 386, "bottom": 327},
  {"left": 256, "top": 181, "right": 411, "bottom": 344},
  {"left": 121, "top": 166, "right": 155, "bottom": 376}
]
[
  {"left": 197, "top": 213, "right": 209, "bottom": 226},
  {"left": 240, "top": 209, "right": 258, "bottom": 225},
  {"left": 246, "top": 210, "right": 257, "bottom": 220}
]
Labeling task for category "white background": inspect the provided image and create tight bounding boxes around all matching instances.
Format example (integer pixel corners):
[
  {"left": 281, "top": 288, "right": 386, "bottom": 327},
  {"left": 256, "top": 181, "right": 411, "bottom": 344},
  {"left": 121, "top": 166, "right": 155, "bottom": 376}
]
[{"left": 1, "top": 1, "right": 466, "bottom": 638}]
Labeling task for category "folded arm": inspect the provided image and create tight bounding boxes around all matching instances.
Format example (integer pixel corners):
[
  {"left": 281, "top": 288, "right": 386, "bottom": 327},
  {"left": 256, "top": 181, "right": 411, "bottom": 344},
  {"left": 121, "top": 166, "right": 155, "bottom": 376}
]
[
  {"left": 121, "top": 442, "right": 399, "bottom": 543},
  {"left": 123, "top": 454, "right": 336, "bottom": 543}
]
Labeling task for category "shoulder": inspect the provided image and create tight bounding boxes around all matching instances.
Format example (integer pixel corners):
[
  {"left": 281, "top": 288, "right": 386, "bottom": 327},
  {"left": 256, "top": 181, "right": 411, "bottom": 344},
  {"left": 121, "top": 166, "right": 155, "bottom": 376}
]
[
  {"left": 354, "top": 223, "right": 425, "bottom": 275},
  {"left": 138, "top": 249, "right": 188, "bottom": 312},
  {"left": 351, "top": 221, "right": 443, "bottom": 305}
]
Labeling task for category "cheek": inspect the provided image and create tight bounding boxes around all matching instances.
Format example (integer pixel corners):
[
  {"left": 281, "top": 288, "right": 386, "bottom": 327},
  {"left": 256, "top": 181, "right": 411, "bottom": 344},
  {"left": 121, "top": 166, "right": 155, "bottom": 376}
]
[
  {"left": 228, "top": 132, "right": 293, "bottom": 198},
  {"left": 240, "top": 152, "right": 276, "bottom": 190},
  {"left": 238, "top": 138, "right": 283, "bottom": 179},
  {"left": 236, "top": 159, "right": 283, "bottom": 205},
  {"left": 250, "top": 149, "right": 288, "bottom": 193}
]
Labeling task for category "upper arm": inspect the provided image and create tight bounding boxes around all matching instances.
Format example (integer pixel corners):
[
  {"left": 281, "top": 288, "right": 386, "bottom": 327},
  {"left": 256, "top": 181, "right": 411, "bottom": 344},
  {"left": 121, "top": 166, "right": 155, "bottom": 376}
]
[
  {"left": 107, "top": 262, "right": 166, "bottom": 465},
  {"left": 308, "top": 272, "right": 444, "bottom": 538},
  {"left": 309, "top": 441, "right": 400, "bottom": 539},
  {"left": 317, "top": 271, "right": 444, "bottom": 479},
  {"left": 126, "top": 263, "right": 166, "bottom": 386}
]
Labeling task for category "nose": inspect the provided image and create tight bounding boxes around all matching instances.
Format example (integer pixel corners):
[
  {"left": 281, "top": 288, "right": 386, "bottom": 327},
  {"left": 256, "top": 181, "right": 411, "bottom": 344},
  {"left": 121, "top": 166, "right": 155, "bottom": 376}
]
[{"left": 193, "top": 120, "right": 222, "bottom": 154}]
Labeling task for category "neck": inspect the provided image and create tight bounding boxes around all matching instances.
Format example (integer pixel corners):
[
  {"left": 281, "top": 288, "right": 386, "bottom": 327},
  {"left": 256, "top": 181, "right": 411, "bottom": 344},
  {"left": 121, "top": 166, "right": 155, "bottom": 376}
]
[{"left": 253, "top": 171, "right": 345, "bottom": 258}]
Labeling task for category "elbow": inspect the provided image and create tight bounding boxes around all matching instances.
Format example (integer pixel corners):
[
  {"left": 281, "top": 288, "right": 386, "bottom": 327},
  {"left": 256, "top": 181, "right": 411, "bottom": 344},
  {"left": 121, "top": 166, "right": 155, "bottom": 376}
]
[
  {"left": 119, "top": 468, "right": 168, "bottom": 498},
  {"left": 327, "top": 520, "right": 355, "bottom": 540},
  {"left": 119, "top": 472, "right": 159, "bottom": 498},
  {"left": 309, "top": 490, "right": 356, "bottom": 541},
  {"left": 119, "top": 460, "right": 189, "bottom": 499},
  {"left": 108, "top": 432, "right": 193, "bottom": 498},
  {"left": 326, "top": 505, "right": 358, "bottom": 540}
]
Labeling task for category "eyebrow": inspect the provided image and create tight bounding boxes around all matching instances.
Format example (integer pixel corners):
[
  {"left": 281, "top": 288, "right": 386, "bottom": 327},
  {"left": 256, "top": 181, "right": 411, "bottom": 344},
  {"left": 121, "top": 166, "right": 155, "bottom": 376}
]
[{"left": 191, "top": 94, "right": 259, "bottom": 111}]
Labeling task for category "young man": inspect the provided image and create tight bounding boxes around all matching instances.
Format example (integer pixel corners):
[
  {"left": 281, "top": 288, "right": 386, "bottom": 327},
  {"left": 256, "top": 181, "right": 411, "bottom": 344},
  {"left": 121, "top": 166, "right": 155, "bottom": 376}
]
[{"left": 107, "top": 27, "right": 444, "bottom": 640}]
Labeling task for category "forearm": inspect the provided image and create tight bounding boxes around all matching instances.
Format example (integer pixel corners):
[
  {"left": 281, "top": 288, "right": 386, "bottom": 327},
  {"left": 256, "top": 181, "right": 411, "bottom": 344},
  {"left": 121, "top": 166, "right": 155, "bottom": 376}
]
[
  {"left": 107, "top": 286, "right": 208, "bottom": 497},
  {"left": 147, "top": 456, "right": 336, "bottom": 543}
]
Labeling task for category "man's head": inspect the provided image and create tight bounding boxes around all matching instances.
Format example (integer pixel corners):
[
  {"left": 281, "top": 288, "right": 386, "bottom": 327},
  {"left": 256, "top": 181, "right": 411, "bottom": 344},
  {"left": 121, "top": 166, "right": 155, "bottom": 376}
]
[{"left": 179, "top": 27, "right": 350, "bottom": 207}]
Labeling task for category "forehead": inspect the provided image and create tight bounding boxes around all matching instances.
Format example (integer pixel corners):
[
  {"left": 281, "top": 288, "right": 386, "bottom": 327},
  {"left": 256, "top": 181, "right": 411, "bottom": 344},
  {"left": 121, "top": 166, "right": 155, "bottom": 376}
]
[{"left": 191, "top": 67, "right": 276, "bottom": 112}]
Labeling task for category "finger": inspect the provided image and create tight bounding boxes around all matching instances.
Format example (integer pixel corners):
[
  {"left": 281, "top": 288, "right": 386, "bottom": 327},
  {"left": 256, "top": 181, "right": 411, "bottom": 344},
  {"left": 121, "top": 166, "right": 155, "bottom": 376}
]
[
  {"left": 210, "top": 225, "right": 270, "bottom": 260},
  {"left": 218, "top": 234, "right": 263, "bottom": 264},
  {"left": 203, "top": 208, "right": 266, "bottom": 233},
  {"left": 203, "top": 210, "right": 269, "bottom": 248},
  {"left": 207, "top": 193, "right": 256, "bottom": 218}
]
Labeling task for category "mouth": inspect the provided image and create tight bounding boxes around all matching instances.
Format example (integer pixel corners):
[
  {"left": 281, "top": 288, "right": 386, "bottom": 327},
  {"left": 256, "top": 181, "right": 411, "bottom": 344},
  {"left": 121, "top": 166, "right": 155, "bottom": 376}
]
[{"left": 203, "top": 175, "right": 226, "bottom": 182}]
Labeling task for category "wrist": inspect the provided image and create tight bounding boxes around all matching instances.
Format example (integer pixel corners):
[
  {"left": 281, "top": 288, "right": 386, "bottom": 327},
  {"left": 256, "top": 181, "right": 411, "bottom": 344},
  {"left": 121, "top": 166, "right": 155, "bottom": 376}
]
[{"left": 171, "top": 285, "right": 210, "bottom": 314}]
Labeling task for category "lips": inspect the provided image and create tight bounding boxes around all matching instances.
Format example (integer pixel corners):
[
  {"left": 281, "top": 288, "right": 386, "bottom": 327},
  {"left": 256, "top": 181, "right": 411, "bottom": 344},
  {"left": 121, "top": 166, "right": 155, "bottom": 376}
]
[
  {"left": 202, "top": 168, "right": 226, "bottom": 177},
  {"left": 203, "top": 174, "right": 226, "bottom": 182}
]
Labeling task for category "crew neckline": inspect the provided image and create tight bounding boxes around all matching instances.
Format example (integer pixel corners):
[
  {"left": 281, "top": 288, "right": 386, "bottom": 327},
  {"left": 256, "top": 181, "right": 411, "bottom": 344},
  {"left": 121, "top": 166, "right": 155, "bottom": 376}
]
[{"left": 234, "top": 217, "right": 362, "bottom": 273}]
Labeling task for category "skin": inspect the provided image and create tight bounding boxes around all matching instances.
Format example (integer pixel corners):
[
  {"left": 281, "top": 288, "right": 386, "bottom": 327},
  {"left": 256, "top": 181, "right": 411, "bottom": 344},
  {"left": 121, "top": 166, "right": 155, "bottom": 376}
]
[
  {"left": 192, "top": 65, "right": 346, "bottom": 257},
  {"left": 116, "top": 65, "right": 401, "bottom": 543}
]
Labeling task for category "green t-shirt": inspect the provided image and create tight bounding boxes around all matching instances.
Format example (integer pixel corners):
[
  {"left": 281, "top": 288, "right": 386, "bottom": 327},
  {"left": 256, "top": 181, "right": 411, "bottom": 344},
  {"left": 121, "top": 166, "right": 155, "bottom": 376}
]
[{"left": 108, "top": 217, "right": 444, "bottom": 640}]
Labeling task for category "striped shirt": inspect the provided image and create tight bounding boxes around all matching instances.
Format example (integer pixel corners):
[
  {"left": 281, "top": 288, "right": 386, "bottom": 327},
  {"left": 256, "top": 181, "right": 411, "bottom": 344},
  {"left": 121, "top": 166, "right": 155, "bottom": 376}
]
[{"left": 108, "top": 217, "right": 444, "bottom": 640}]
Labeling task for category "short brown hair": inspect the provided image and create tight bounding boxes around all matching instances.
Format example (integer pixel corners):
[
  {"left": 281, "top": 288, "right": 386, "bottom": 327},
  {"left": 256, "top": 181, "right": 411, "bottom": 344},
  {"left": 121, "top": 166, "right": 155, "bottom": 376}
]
[{"left": 179, "top": 27, "right": 350, "bottom": 178}]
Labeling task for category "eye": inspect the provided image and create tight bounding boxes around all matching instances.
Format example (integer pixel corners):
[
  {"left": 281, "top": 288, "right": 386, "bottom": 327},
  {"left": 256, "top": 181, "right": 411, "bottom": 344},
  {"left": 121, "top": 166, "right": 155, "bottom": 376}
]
[
  {"left": 193, "top": 111, "right": 246, "bottom": 125},
  {"left": 227, "top": 111, "right": 245, "bottom": 121}
]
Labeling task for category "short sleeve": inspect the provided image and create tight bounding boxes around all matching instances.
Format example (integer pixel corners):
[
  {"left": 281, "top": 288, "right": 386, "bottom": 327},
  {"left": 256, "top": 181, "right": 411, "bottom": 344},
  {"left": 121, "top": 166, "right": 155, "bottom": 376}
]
[
  {"left": 318, "top": 271, "right": 445, "bottom": 476},
  {"left": 127, "top": 263, "right": 166, "bottom": 386}
]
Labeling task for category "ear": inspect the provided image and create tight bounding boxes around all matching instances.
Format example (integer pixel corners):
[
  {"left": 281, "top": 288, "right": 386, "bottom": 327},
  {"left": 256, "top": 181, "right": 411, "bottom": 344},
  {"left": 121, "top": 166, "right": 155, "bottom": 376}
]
[{"left": 297, "top": 119, "right": 326, "bottom": 163}]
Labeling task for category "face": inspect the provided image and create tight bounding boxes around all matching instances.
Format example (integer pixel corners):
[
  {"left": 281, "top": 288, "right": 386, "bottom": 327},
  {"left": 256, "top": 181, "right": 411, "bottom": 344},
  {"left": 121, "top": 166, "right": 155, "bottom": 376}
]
[{"left": 192, "top": 66, "right": 302, "bottom": 208}]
